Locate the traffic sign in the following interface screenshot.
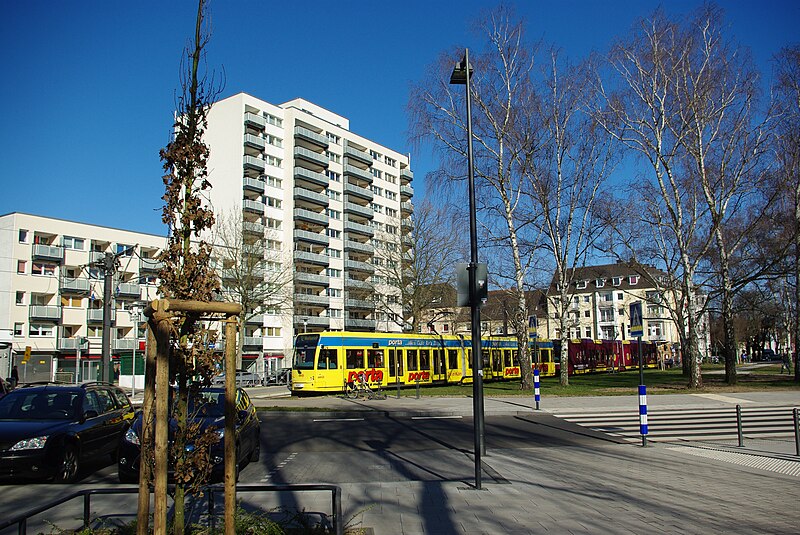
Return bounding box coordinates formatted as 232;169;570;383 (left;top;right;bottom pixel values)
22;346;31;363
630;302;643;338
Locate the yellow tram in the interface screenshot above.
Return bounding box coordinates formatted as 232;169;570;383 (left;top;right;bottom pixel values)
290;331;556;395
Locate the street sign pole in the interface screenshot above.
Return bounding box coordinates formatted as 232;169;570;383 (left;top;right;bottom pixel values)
630;301;647;447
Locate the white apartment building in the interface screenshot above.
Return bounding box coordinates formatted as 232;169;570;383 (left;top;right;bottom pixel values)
0;212;166;384
202;93;414;364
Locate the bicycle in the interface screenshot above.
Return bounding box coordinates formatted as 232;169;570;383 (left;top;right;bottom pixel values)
344;377;386;400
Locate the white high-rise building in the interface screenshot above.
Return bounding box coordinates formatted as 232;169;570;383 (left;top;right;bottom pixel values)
202;93;414;369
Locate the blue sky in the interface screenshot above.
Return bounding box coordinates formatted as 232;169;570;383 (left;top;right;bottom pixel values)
1;1;797;236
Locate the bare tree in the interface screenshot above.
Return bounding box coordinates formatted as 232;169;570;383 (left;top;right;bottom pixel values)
773;45;800;382
525;50;618;387
213;208;292;368
409;6;540;389
373;199;464;332
593;9;717;388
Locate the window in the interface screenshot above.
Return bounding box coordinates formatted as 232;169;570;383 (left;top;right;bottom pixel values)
583;295;590;303
139;274;157;285
326;268;341;277
265;239;281;250
265;134;282;148
265;175;282;188
266;197;282;209
325;151;341;164
327;209;341;220
601;292;613;302
576;280;587;289
618;308;625;316
386;208;397;217
31;262;56;276
327;132;341;145
325;248;341;258
266;327;281;337
17;260;26;274
61;295;83;307
612;277;622;286
265;113;282;127
385;173;397;184
326;189;341;201
600;308;614;322
13;323;23;336
87;326;102;337
325;288;342;297
16;291;24;305
617;292;624;300
385;225;397;235
369;150;381;160
629;275;639;285
385;191;397;201
370;168;382;179
601;326;614;339
648;322;664;339
384;156;397;167
595;279;605;288
326;170;341;182
63;236;85;250
584;310;590;318
370;185;383;196
326;228;341;238
263;155;280;167
266;218;282;229
585;327;592;338
18;229;28;243
29;323;55;337
328;308;342;318
370;203;382;214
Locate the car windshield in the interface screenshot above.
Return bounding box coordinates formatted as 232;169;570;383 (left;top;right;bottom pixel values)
188;391;225;418
0;390;80;420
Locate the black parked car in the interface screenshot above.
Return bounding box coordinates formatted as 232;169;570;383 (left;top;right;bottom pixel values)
117;387;260;483
0;382;134;482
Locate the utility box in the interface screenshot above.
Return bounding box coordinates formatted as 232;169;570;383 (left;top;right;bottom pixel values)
456;262;488;307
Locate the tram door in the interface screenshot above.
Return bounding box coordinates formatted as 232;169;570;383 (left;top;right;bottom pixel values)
388;349;404;383
316;348;339;390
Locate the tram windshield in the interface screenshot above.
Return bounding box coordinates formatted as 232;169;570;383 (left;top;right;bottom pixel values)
293;334;320;370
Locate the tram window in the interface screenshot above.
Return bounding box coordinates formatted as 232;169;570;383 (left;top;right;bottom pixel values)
419;350;430;371
407;350;418;371
492;350;502;372
389;350;396;377
294;346;315;370
318;349;337;369
433;350;444;374
511;350;518;367
346;349;365;369
503;350;512;368
467;349;472;368
368;349;384;368
448;349;458;369
482;349;491;368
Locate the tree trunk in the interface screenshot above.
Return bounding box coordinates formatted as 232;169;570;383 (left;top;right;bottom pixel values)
136;322;158;535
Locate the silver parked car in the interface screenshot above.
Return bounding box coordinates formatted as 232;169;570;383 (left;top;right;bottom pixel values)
211;370;261;387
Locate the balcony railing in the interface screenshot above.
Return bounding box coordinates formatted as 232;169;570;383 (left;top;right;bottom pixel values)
116;282;141;298
400;184;414;198
294;208;329;226
243;336;263;348
243;155;266;172
87;309;116;323
61;278;90;293
401;201;413;213
345;318;376;329
243;221;265;235
246;314;264;325
344;278;372;290
29;305;61;321
294;250;330;266
243;176;266;193
294;187;329;207
113;339;139;351
343;144;373;166
140;257;163;272
243;134;266;150
32;244;63;262
345;259;375;273
344;202;374;219
294;316;331;328
294;293;331;307
294;167;329;188
294;126;329;149
294;272;330;286
244;112;266;129
345;298;375;310
343;182;373;202
344;221;374;238
59;338;88;352
243;199;265;214
400;167;414;182
343;240;374;255
294;229;329;246
343;164;373;183
294;146;329;168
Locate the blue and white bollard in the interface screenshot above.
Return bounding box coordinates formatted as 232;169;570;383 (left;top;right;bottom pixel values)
638;384;648;446
534;368;541;410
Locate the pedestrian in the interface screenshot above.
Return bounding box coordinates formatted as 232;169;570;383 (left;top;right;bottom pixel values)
10;365;19;389
780;353;791;374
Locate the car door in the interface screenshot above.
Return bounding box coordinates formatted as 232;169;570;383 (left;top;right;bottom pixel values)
77;390;107;459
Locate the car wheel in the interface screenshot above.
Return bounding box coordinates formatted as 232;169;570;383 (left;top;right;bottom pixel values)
55;445;80;483
249;438;260;463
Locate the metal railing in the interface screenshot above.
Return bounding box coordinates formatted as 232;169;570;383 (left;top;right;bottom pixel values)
0;484;343;535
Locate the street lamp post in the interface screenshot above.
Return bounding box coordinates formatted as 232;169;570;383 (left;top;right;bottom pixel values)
450;48;486;490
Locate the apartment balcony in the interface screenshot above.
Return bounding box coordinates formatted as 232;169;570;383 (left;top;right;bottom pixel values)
90;251;106;263
344;220;374;238
294;229;329;247
243;199;265;214
401;201;413;214
294;147;329;169
345;318;376;330
294;208;329;226
244;133;266;150
343;164;373;183
345;298;375;310
113;338;139;351
243;221;265;236
243;336;263;348
61;277;90;293
294;167;329;188
345;259;375;274
243;176;266;194
294;250;330;267
343;144;373;166
294;293;331;307
29;305;61;321
87;309;116;323
294;272;330;287
343;240;374;255
243;155;266;172
116;282;141;298
244;112;266;129
400;167;414;183
140;257;164;272
344;278;372;290
400;184;414;199
59;338;88;352
294;187;329;208
32;244;63;262
401;220;413;232
343;202;374;220
344;182;373;202
294;126;329;149
294;316;331;329
246;314;264;325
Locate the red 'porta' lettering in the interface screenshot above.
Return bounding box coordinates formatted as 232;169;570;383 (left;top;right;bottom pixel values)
504;367;520;376
346;369;384;383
